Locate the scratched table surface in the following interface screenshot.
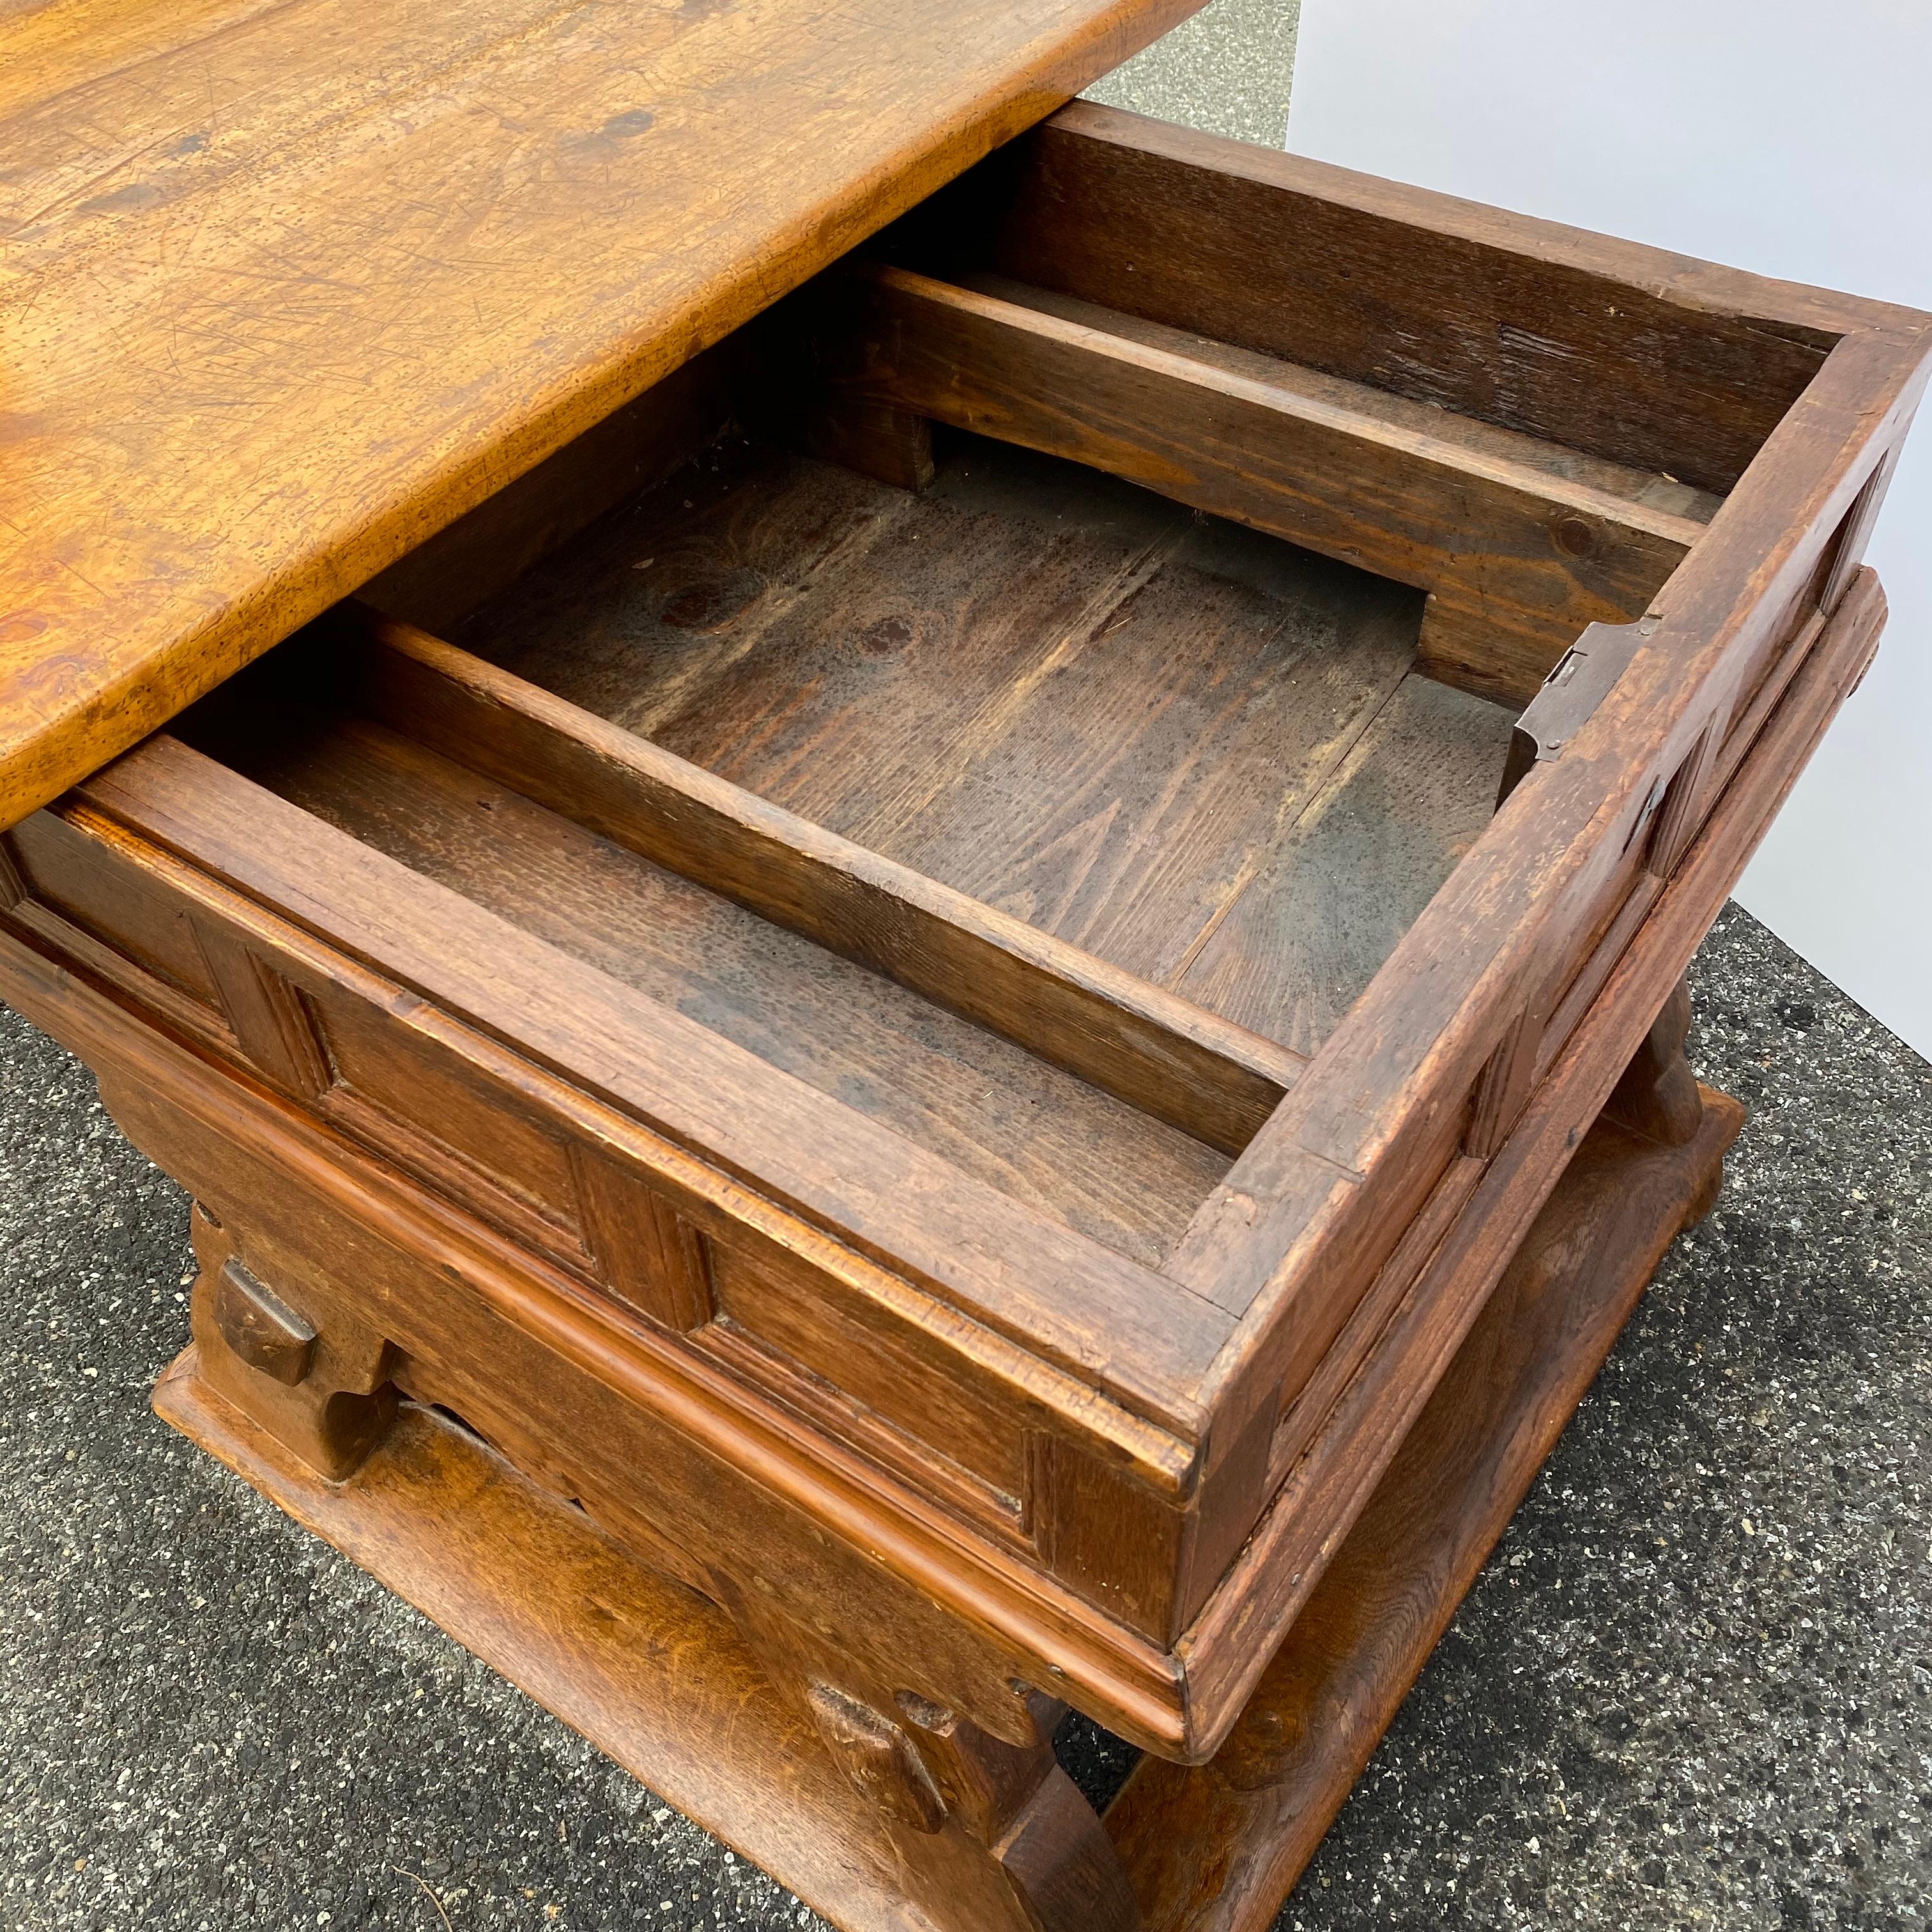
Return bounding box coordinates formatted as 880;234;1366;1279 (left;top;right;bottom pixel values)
0;0;1197;832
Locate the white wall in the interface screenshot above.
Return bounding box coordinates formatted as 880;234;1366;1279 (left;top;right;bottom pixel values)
1289;0;1932;1058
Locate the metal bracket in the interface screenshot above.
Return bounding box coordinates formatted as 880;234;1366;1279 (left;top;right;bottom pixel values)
1496;618;1652;805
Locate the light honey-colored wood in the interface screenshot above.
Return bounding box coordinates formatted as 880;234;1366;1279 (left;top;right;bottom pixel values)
0;0;1202;831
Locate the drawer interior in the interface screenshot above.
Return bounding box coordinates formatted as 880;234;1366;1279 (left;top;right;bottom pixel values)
453;431;1517;1059
191;106;1802;1275
193;412;1510;1268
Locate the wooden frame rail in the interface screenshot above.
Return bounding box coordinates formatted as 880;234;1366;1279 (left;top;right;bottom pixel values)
1167;318;1931;1473
899;103;1849;493
820;263;1713;705
1174;560;1889;1754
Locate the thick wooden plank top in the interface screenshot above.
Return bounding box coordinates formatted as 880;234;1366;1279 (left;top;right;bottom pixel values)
0;0;1197;831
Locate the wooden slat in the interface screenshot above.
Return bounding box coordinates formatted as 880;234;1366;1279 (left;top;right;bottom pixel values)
967;103;1864;493
831;264;1706;702
330;606;1305;1158
1174;569;1889;1757
208;705;1228;1269
962;273;1724;526
0;837;25;914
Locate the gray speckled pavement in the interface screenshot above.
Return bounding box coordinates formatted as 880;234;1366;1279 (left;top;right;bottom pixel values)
1083;0;1299;146
4;902;1928;1930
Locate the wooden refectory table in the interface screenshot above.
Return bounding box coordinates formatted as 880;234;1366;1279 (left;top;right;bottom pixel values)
2;4;1926;1927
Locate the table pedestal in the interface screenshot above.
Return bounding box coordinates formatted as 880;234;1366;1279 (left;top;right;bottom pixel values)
157;1084;1740;1932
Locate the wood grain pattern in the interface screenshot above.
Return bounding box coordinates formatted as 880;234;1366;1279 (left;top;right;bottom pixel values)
185;1202;395;1482
642;445;1192;834
150;1378;937;1932
79;735;1235;1434
1169;334;1926;1443
937;104;1877;488
0;0;1208;831
201;699;1230;1266
192;921;334;1102
571;1146;717;1334
1172;568;1892;1758
459;436;914;737
461;431;1508;1060
873;517;1424;993
1174;673;1517;1052
8;787;1214;1499
0;927;1202;1749
360;347;737;639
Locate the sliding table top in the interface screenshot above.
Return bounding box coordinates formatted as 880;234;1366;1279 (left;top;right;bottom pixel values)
0;0;1199;831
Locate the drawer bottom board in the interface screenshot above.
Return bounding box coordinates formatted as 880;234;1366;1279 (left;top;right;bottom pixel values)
154;1086;1741;1932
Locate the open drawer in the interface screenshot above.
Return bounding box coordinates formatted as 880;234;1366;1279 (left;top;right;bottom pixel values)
1;103;1919;1761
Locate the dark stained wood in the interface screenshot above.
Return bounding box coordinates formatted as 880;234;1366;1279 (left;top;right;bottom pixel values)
454;430;1506;1061
762;385;940;496
210;1256;319;1388
1603;976;1703;1147
935;103;1866;492
204;698;1231;1266
874;519;1424;993
6;786;1216;1508
361;347;737;638
186;1203;395;1482
7;809;227;1009
458;435;916;739
642;441;1195;833
1174;673;1517;1052
192;921;334;1103
1172;568;1892;1758
825;264;1706;700
703;1238;1034;1519
1167;335;1923;1446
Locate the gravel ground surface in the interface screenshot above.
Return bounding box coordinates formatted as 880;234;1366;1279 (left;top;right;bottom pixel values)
1083;0;1299;145
3;903;1927;1930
